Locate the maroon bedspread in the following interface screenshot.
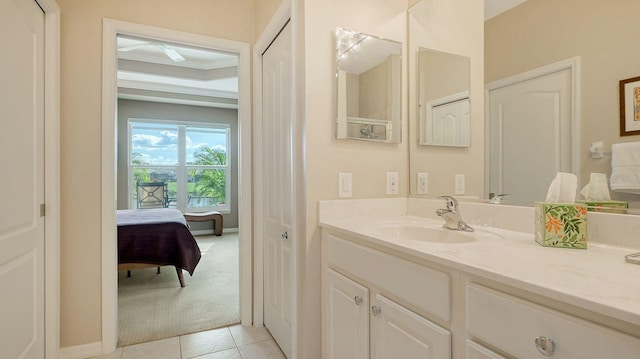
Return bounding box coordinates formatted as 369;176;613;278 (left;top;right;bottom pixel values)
117;209;201;275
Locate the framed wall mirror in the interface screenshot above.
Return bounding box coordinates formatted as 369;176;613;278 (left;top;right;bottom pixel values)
418;48;471;147
335;27;402;143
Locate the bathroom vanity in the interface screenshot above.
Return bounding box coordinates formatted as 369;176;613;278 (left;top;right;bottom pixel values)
319;199;640;359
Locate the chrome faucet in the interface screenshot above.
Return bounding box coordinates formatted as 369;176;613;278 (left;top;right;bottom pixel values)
489;193;508;204
436;196;474;232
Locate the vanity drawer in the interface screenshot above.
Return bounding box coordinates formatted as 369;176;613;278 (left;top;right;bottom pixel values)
327;234;450;322
466;283;640;358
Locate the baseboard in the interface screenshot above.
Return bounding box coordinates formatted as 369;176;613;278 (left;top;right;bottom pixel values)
59;341;102;359
191;227;239;236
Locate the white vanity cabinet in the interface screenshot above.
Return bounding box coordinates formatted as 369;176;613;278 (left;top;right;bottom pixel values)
323;233;452;359
321;225;640;359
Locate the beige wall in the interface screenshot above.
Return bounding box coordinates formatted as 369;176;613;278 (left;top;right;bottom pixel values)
359;58;391;120
485;0;640;204
58;0;254;347
301;0;408;356
420;50;469;103
408;0;485;197
254;0;284;40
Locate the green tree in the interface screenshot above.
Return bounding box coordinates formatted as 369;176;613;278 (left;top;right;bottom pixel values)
131;152;152;204
132;152;151;182
191;146;227;205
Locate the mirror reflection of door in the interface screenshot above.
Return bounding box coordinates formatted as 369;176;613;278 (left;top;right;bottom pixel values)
417;47;471;147
487;66;573;204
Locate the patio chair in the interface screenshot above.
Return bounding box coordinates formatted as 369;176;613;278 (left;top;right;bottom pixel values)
136;181;169;209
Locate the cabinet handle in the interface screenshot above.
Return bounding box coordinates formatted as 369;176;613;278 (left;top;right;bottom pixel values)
371;306;382;316
534;336;555;356
354;296;363;306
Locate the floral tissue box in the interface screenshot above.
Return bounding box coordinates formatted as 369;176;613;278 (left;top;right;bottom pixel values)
534;202;587;249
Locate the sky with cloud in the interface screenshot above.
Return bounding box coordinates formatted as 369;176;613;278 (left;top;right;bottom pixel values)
131;123;227;165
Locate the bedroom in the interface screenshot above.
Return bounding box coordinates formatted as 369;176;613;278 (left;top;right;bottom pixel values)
114;35;242;347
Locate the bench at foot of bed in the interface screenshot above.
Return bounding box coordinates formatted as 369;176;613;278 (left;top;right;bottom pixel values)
183;211;223;236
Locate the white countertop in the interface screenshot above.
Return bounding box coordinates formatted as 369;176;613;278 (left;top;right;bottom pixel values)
320;214;640;328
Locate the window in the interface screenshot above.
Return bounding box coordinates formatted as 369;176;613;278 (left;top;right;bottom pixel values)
128;119;231;212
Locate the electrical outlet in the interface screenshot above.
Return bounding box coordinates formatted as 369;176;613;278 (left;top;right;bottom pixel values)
387;172;399;195
338;173;352;197
417;172;429;194
455;174;465;195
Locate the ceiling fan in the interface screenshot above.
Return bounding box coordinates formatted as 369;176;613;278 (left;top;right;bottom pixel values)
117;42;186;63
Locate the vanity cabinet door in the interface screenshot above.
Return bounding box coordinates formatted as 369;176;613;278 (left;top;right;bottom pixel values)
371;294;451;359
326;269;369;359
466;340;506;359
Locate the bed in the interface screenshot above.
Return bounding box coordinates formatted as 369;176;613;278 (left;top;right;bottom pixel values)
117;208;201;287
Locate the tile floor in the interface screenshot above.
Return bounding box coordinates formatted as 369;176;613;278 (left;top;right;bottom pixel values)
91;325;286;359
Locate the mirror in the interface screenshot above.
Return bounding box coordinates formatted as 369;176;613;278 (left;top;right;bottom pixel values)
408;0;640;209
408;0;485;198
335;27;402;143
417;48;470;147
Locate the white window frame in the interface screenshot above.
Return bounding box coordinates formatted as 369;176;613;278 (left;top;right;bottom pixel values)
127;118;231;213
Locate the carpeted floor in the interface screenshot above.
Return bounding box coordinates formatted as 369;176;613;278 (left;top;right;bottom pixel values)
117;233;240;347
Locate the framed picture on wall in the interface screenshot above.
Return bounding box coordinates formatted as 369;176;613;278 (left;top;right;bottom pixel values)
620;76;640;136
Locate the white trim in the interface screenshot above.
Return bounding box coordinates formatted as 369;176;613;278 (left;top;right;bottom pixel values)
37;0;61;358
253;0;292;329
102;19;253;355
58;341;102;359
291;1;305;357
484;56;581;197
118;92;239;109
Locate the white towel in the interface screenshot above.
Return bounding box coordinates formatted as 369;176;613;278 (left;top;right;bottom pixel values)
610;142;640;193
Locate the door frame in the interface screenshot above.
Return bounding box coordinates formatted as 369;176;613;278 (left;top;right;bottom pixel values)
101;19;252;354
34;0;61;358
484;56;581;198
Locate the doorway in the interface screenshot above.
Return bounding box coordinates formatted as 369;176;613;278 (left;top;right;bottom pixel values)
101;20;252;353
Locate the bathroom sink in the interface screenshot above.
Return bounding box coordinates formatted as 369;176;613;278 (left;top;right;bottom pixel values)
375;224;499;244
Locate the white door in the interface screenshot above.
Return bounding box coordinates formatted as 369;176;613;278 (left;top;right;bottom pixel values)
326;269;369;359
262;21;293;358
371;295;451;359
0;0;45;358
487;68;572;203
429;98;470;147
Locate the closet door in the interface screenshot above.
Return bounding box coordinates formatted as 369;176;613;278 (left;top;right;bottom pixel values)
262;21;293;359
0;0;45;358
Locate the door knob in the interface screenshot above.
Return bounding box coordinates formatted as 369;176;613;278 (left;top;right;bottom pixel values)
534;336;555;356
371;306;382;316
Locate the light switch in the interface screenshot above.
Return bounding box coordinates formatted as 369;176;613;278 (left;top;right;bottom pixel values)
455;174;465;195
338;173;352;197
417;172;429;194
387;172;399;195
